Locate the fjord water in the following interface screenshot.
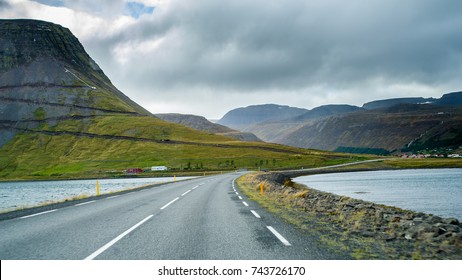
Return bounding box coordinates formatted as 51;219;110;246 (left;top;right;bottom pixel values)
0;177;194;212
293;169;462;220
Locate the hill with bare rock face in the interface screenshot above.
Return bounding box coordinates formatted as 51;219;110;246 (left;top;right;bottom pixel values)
0;19;150;147
0;19;356;180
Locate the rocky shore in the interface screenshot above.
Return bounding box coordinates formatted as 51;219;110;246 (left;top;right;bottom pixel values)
238;172;461;259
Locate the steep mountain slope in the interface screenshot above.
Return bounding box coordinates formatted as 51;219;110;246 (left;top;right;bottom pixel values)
0;19;359;180
0;19;150;116
280;104;462;153
155;113;261;142
0;19;150;147
217;104;308;130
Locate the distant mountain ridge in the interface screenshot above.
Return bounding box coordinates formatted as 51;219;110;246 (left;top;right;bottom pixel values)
217;104;309;130
155;113;261;142
217;91;462;154
362;91;462;110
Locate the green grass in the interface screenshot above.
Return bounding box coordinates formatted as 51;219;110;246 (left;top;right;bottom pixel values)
0;115;365;180
383;158;462;168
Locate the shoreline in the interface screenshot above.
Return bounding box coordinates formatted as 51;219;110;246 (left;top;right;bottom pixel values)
0;177;198;220
292;167;462;220
236;170;462;259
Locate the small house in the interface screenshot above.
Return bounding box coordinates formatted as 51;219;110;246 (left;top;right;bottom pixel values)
151;166;168;171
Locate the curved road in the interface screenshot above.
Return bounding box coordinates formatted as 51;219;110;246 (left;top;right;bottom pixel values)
0;173;344;259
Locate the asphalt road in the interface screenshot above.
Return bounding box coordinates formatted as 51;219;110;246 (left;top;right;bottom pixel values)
0;173;344;259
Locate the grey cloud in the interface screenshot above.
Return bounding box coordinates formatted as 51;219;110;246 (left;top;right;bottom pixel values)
100;1;461;89
32;0;126;17
76;0;462;117
0;0;11;8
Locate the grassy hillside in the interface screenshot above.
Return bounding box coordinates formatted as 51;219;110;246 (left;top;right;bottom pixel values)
0;19;368;181
0;115;367;180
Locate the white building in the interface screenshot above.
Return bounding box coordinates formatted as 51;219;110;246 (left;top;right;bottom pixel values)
151;166;168;171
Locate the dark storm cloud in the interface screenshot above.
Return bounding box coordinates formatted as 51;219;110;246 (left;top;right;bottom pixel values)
3;0;461;116
92;0;462;96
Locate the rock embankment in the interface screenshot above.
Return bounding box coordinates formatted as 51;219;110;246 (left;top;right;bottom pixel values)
241;172;461;259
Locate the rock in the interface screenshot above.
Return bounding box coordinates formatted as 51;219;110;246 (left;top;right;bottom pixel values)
415;222;434;234
444;225;460;233
429;216;443;224
361;231;375;237
443;218;460;225
438;227;448;235
404;233;414;240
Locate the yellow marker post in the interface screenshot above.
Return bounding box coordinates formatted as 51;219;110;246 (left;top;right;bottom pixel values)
96;180;101;196
259;182;264;196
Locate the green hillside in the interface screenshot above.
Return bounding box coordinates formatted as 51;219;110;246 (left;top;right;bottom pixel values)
0;19;367;180
0;114;365;180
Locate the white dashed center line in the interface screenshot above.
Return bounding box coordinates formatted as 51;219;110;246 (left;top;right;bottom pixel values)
181;190;191;196
238;196;243;200
242;201;249;207
267;226;291;246
160;197;180;210
250;210;261;218
84;214;154;260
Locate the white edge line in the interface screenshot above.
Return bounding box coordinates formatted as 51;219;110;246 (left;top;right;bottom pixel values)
238;196;243;200
75;201;95;207
181;190;191;196
267;226;291;246
235;192;239;195
84;215;154;260
242;201;249;207
105;195;120;200
20;209;57;219
251;210;261;218
160;197;180;210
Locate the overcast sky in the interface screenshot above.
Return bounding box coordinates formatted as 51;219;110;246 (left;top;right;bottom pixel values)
2;0;462;119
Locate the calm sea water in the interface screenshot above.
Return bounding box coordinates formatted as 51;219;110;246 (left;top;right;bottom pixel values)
0;177;195;212
293;169;462;220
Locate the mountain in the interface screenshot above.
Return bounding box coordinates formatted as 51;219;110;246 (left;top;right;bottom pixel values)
362;91;462;110
217;104;308;130
219;92;462;154
362;97;434;110
226;104;365;144
0;19;150;147
279;104;462;153
435;91;462;106
289;104;364;122
0;19;356;180
155;113;262;142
